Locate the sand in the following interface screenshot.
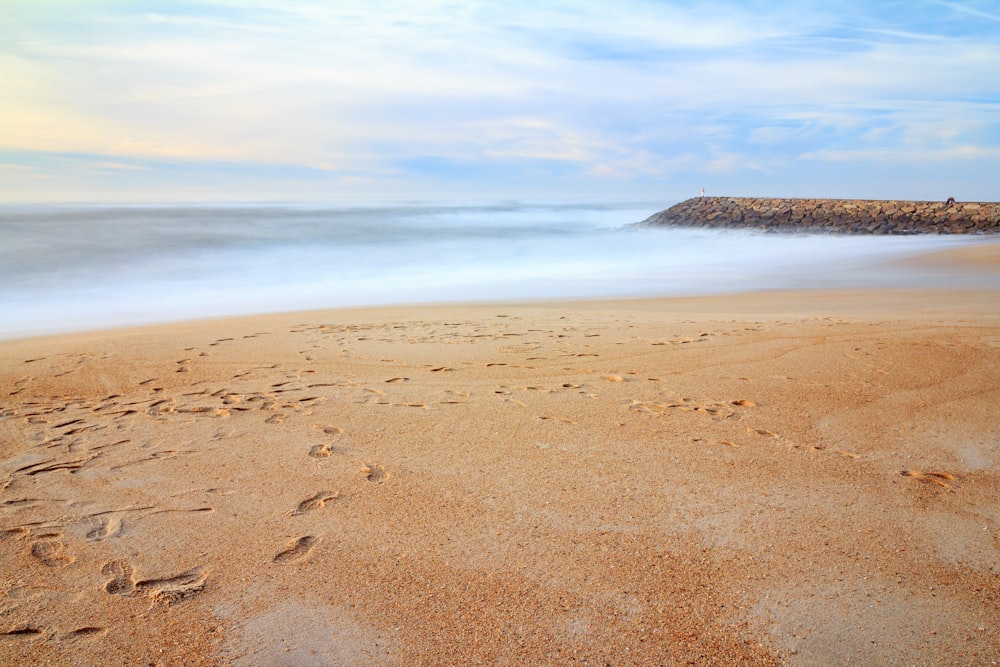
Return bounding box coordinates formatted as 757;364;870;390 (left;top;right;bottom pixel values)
2;283;1000;665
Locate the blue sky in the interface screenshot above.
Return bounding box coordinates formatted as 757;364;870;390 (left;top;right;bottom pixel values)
2;0;998;203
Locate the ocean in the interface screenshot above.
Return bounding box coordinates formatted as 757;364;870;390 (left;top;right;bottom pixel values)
1;202;993;339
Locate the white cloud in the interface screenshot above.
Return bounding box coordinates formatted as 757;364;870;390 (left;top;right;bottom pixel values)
1;0;998;200
800;145;1000;162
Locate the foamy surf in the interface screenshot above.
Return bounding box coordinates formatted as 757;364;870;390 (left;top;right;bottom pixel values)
0;202;991;338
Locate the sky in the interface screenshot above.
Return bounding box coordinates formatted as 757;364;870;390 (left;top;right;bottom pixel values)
2;0;999;204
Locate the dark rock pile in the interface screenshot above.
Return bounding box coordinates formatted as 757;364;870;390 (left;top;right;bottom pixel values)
639;197;1000;234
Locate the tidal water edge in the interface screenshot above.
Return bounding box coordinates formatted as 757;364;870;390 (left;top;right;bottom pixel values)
1;203;992;338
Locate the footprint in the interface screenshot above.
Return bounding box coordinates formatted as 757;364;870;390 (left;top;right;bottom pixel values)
265;414;286;425
362;463;388;484
84;515;122;541
102;559;207;604
309;443;334;458
539;415;576;424
900;470;955;489
273;535;319;564
135;568;208;605
1;626;44;638
289;491;340;516
31;538;75;567
65;626;107;641
1;527;30;541
832;450;860;459
145;506;214;517
102;559;136;595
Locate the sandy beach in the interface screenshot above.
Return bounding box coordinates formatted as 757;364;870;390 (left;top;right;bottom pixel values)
3;264;1000;664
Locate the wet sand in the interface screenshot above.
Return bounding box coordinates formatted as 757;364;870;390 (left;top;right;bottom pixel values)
2;283;999;665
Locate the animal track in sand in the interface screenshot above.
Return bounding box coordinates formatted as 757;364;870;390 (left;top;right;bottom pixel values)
273;535;320;563
900;470;955;489
289;491;340;516
31;537;75;567
362;463;389;483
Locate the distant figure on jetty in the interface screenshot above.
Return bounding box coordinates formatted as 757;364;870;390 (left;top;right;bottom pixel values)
701;187;705;197
946;196;956;205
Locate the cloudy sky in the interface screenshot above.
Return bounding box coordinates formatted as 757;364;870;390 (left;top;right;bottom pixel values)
2;0;999;203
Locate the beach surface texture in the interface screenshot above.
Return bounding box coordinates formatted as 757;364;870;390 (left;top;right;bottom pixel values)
2;248;1000;665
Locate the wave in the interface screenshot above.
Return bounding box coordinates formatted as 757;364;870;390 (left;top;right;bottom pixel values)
0;203;989;338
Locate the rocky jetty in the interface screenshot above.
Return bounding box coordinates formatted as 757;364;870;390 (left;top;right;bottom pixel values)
639;197;1000;234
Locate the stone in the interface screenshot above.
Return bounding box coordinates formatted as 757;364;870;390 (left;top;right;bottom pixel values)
639;197;1000;235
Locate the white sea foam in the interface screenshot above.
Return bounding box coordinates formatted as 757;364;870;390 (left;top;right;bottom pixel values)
0;203;992;338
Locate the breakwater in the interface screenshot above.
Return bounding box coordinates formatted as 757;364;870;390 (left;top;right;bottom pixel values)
639;197;1000;234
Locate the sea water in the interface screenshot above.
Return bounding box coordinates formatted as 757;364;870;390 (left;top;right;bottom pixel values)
0;202;993;339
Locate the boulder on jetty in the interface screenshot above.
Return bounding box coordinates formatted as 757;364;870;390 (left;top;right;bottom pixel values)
639;197;1000;234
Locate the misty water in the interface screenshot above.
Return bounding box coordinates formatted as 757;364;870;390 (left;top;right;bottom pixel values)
1;203;994;339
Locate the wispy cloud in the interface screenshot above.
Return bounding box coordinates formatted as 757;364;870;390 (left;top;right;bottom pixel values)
1;0;998;201
801;145;1000;162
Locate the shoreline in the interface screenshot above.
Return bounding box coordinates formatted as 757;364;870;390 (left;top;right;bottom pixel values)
4;235;1000;344
2;285;999;665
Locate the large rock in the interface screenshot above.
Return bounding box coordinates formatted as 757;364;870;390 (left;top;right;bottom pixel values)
638;197;1000;234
